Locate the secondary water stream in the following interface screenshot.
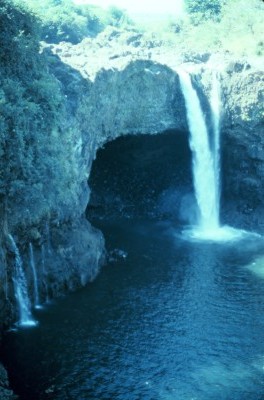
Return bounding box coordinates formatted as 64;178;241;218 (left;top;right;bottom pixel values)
29;243;41;309
2;219;264;399
8;235;37;327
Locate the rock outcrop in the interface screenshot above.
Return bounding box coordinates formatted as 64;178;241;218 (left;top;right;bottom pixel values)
49;28;264;228
0;363;17;400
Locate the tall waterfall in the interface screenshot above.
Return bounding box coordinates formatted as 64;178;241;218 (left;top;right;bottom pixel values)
29;243;41;309
177;69;256;242
210;72;221;222
178;69;219;233
8;235;37;327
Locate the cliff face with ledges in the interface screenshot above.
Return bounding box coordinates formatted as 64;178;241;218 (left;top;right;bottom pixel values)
0;27;263;334
50;30;263;226
0;22;263;400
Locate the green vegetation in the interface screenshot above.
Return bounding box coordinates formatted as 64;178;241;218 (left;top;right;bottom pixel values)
218;0;264;56
135;0;264;57
185;0;222;15
0;0;81;226
3;0;261;57
19;0;130;44
185;0;222;22
0;0;133;228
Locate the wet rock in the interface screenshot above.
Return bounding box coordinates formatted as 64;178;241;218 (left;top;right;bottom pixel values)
108;249;128;263
0;363;17;399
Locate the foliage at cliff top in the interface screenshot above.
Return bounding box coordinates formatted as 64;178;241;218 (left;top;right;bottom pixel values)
185;0;222;20
16;0;130;44
136;0;264;57
0;0;82;227
5;0;263;57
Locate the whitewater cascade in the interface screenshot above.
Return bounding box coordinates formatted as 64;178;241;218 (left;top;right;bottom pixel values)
8;234;37;327
210;72;221;221
178;69;220;234
177;69;257;242
29;243;41;309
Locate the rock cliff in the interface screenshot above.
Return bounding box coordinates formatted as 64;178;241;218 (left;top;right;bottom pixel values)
0;364;17;399
0;20;263;398
49;28;264;226
0;26;263;335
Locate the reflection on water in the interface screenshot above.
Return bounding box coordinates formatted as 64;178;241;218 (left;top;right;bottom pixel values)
246;255;264;279
2;219;264;400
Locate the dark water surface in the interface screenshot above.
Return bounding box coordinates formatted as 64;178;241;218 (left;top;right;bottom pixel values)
2;219;264;400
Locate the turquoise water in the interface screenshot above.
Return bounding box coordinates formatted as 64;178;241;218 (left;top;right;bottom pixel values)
2;219;264;399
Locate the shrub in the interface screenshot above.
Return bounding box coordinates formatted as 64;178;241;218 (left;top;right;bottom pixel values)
185;0;223;21
18;0;131;44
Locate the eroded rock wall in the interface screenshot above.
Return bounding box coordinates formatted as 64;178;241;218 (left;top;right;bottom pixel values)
0;28;263;333
0;52;105;331
220;62;264;228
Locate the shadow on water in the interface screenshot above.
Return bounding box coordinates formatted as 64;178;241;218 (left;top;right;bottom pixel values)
2;218;264;400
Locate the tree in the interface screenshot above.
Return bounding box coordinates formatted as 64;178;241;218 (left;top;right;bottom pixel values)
18;0;131;44
185;0;223;22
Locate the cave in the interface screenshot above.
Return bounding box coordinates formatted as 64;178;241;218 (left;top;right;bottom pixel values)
86;127;264;235
86;130;194;224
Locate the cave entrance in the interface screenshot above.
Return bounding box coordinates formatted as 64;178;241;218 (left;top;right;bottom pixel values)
86;130;194;224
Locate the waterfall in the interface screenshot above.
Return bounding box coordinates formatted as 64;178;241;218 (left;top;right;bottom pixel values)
178;69;219;233
29;243;41;309
177;68;258;242
45;222;52;255
8;234;37;327
3;259;9;301
41;243;49;303
210;71;221;222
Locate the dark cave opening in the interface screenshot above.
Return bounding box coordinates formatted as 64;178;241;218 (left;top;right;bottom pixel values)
86;130;195;224
86;129;264;233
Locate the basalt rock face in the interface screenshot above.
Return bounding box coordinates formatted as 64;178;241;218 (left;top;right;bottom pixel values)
0;51;105;332
84;61;187;143
0;28;263;334
50;30;264;229
220;62;264;229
